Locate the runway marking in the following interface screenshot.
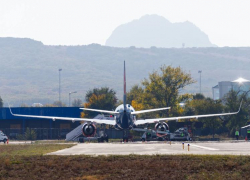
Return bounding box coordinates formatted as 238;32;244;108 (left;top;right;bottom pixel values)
190;144;219;151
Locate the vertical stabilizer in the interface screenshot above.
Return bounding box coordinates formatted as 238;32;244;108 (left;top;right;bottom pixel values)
123;61;126;110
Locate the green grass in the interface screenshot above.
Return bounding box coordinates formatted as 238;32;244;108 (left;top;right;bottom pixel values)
0;144;75;156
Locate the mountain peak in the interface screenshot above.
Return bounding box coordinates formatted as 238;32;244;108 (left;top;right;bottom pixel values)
105;15;216;48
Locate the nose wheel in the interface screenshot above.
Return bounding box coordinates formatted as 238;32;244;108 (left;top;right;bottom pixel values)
123;130;129;142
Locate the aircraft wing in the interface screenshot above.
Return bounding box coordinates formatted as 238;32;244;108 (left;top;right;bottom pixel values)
80;108;119;114
134;101;242;126
9;107;116;125
131;107;171;115
241;124;250;129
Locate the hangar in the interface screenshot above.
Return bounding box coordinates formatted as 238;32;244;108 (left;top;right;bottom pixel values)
0;107;81;139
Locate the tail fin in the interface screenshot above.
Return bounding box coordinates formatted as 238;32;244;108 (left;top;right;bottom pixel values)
123;61;126;110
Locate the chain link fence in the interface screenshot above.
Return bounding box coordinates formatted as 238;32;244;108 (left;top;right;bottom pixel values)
0;128;136;140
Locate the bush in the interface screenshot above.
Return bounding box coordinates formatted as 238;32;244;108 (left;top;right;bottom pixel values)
25;128;37;140
16;128;37;140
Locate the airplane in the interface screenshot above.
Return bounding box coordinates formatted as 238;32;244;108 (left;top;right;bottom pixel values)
9;61;242;141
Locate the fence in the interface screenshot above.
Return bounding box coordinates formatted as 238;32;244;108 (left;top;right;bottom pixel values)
1;128;138;140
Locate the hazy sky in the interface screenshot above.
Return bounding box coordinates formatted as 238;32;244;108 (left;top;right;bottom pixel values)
0;0;249;47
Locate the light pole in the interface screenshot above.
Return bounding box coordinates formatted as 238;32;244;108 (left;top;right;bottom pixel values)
69;91;77;107
59;68;62;102
198;70;202;94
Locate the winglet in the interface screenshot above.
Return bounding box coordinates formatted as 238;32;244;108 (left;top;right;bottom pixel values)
8;104;14;116
238;99;243;113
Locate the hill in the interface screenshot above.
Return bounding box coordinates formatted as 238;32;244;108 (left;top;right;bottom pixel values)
106;15;216;48
0;37;250;106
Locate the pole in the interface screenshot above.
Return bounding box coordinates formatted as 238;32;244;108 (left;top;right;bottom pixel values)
69;91;77;107
198;70;202;94
59;69;62;102
69;93;70;107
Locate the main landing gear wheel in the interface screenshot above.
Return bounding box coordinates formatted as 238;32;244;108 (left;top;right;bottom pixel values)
98;129;109;143
98;136;109;143
123;130;129;142
123;137;129;142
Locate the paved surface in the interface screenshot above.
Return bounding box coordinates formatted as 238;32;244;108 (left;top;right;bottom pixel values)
48;141;250;156
0;141;33;145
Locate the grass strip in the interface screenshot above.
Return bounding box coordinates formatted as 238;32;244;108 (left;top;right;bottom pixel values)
0;153;249;179
0;144;75;156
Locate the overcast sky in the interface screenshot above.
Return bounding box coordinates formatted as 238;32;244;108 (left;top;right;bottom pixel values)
0;0;249;47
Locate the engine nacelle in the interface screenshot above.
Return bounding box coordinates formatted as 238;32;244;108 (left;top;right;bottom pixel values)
82;123;96;137
155;122;169;136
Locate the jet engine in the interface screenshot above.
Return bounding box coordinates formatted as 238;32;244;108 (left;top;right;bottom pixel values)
82;123;96;137
155;122;169;137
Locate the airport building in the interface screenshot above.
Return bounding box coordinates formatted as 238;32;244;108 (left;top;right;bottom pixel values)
212;78;250;100
0;107;82;139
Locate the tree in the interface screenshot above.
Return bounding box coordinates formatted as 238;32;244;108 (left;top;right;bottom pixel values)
127;65;195;119
52;101;66;107
72;99;83;107
222;90;250;136
127;85;144;111
25;128;37;140
82;87;117;117
185;97;223;138
0;96;3;107
20;103;29;107
193;93;205;100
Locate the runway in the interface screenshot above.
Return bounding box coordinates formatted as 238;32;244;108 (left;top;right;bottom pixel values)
48;140;250;156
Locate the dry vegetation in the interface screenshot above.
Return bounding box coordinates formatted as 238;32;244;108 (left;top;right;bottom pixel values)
0;145;250;180
0;144;75;156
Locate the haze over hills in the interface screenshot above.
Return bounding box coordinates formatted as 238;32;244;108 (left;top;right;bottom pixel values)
106;15;216;48
0;37;250;106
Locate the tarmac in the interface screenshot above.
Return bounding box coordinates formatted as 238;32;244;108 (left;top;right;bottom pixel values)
47;140;250;156
0;141;33;145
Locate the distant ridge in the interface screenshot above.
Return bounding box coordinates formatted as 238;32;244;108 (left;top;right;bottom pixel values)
0;37;43;47
0;37;249;106
106;14;216;48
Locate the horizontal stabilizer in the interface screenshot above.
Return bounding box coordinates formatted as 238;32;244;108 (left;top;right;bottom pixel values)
80;108;119;114
131;107;170;115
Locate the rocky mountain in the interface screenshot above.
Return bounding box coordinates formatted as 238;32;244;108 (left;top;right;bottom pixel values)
106;15;216;48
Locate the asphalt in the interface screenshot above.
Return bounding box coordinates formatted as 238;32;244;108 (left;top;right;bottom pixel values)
47;140;250;156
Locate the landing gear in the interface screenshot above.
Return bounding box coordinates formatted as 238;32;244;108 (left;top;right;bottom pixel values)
98;128;109;143
97;135;109;143
157;137;164;141
123;130;129;142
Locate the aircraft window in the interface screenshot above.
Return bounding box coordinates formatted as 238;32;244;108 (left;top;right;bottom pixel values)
128;105;130;107
131;110;133;112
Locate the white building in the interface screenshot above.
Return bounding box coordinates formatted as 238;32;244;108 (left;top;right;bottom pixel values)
212;78;250;100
